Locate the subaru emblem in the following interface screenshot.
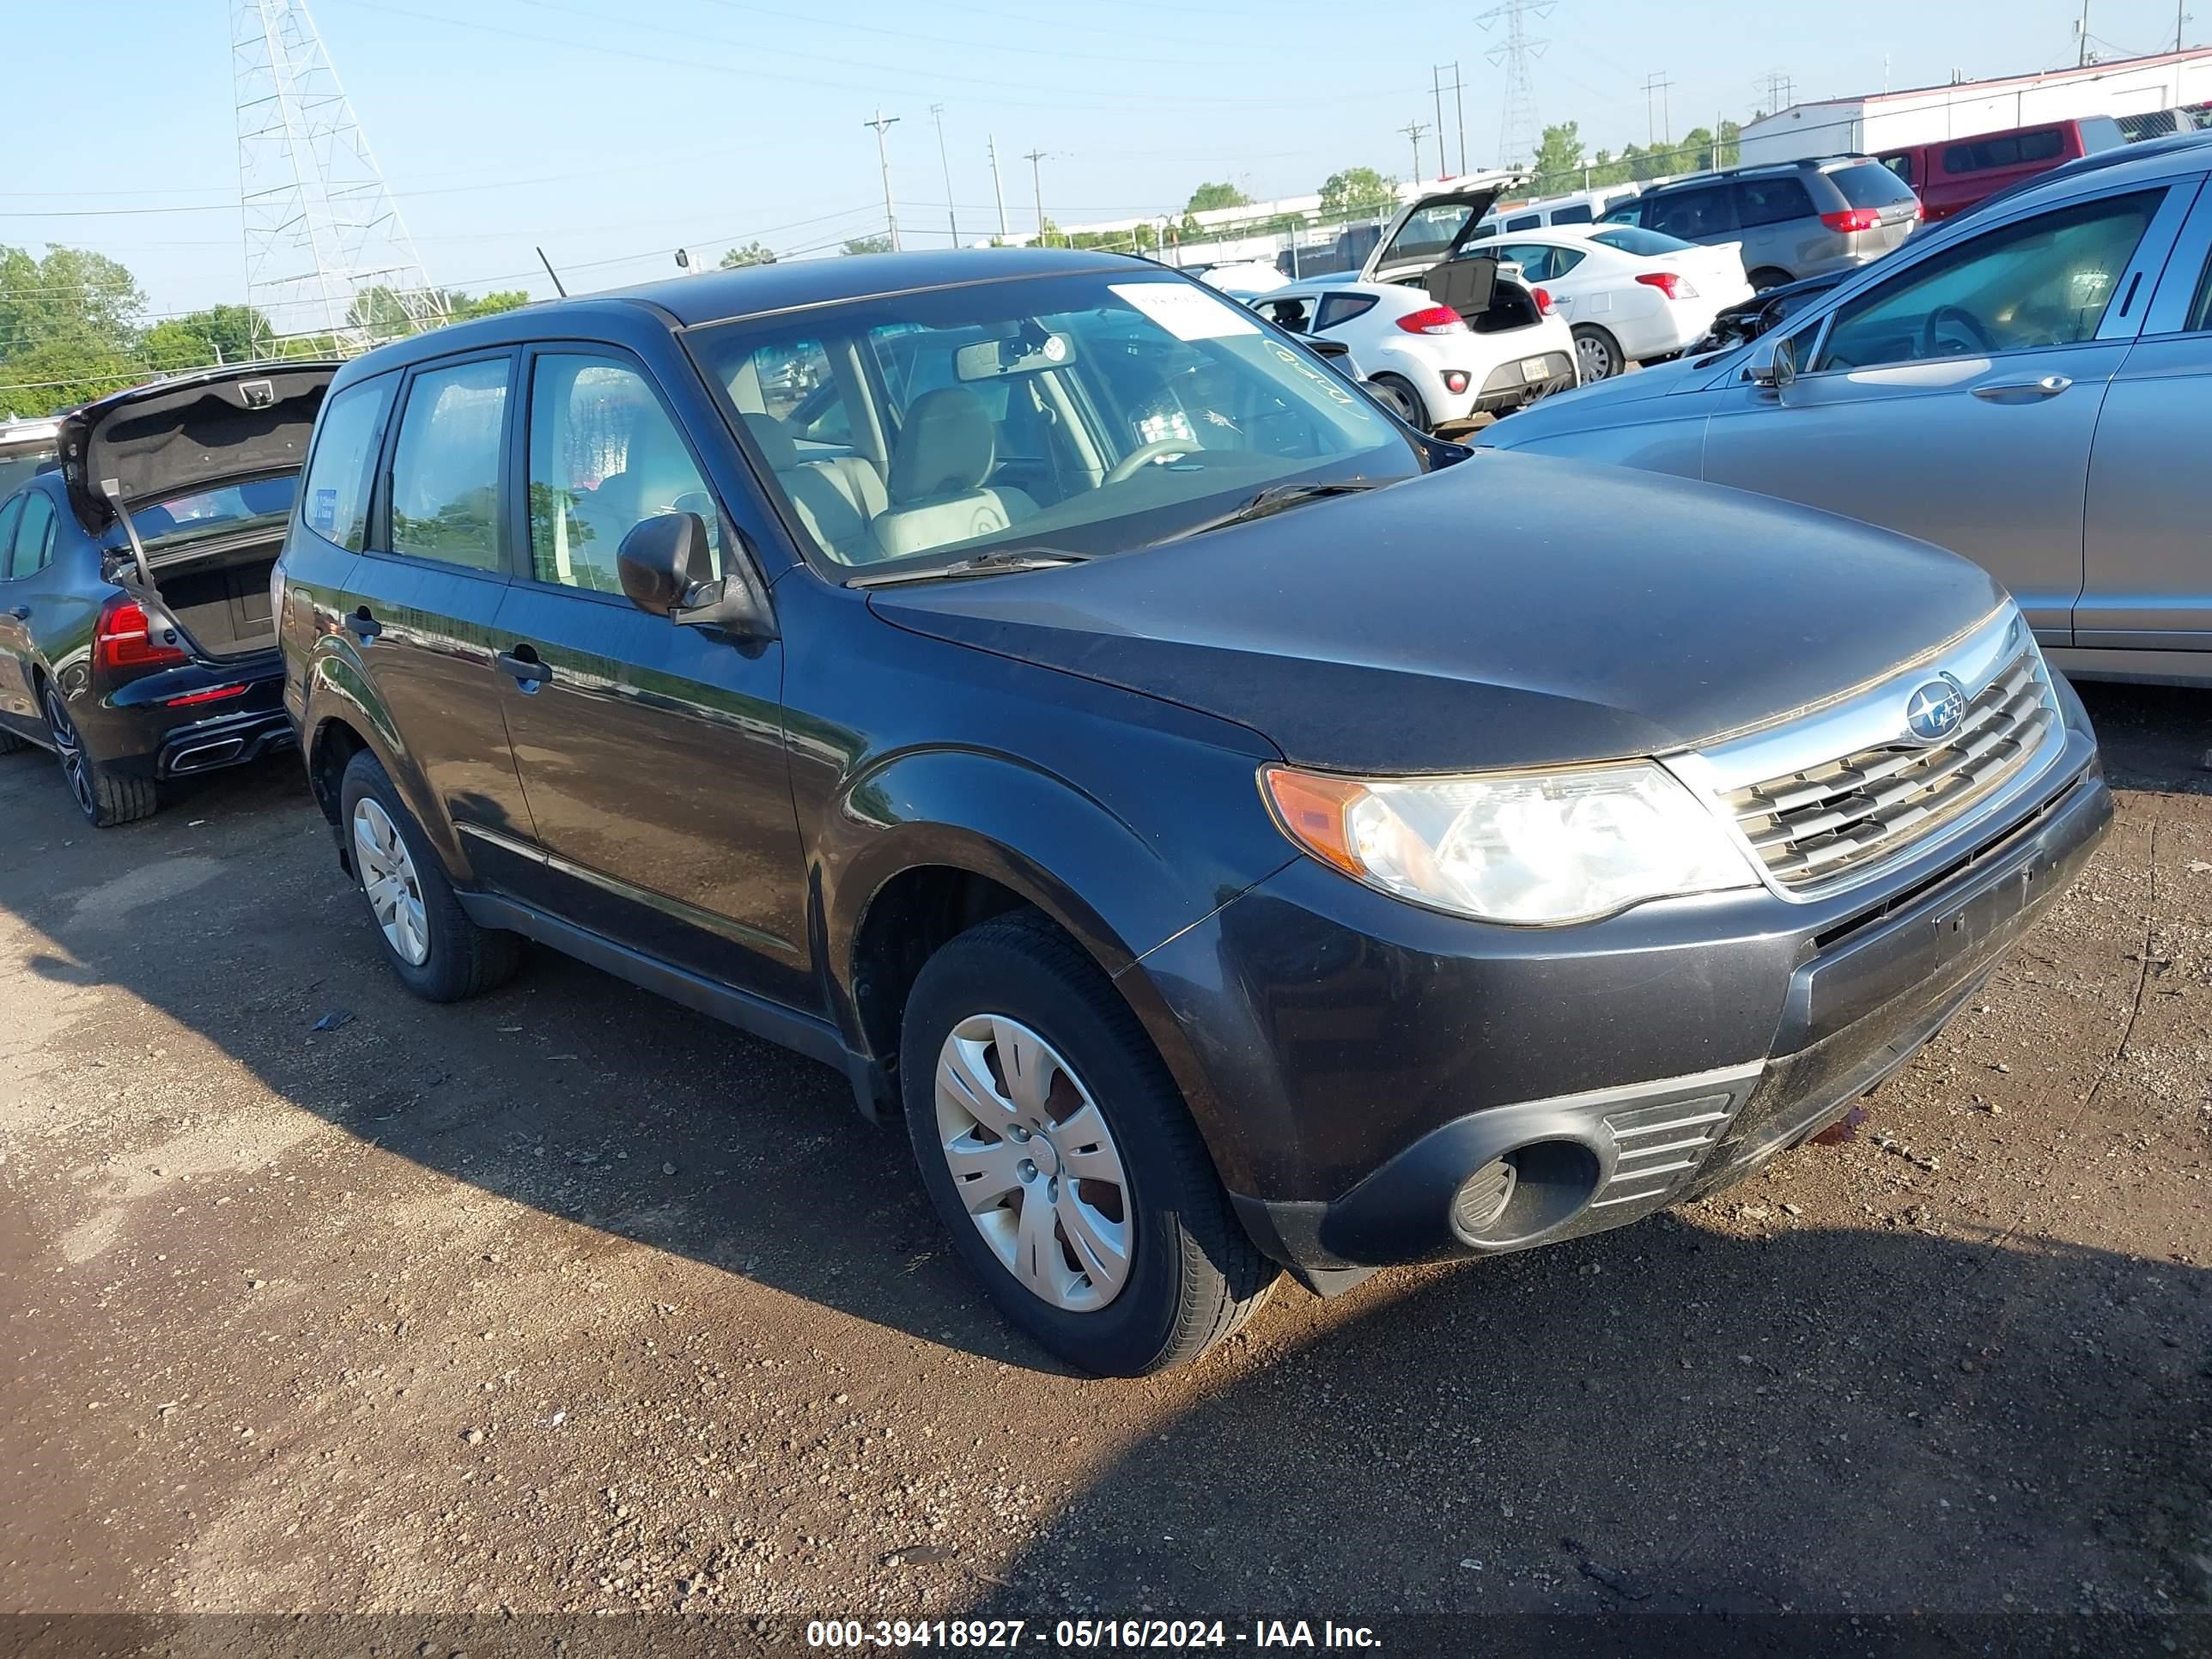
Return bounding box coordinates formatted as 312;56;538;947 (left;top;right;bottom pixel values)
1904;674;1967;744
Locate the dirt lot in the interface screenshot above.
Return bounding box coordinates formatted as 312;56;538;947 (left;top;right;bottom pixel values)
2;684;2209;1646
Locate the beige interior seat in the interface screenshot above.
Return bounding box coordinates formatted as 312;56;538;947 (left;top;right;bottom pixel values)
868;387;1036;562
742;414;886;565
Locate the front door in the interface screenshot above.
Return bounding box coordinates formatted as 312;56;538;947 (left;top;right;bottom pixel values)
351;351;538;887
1703;182;2194;644
2078;195;2212;653
490;348;811;1009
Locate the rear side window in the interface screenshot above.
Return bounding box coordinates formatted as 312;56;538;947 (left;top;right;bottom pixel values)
1828;161;1921;209
2189;253;2212;332
1314;293;1378;331
1504;213;1542;232
387;359;509;569
299;374;394;554
0;497;22;577
1735;176;1815;228
1551;204;1594;225
1945;130;2063;175
9;491;56;579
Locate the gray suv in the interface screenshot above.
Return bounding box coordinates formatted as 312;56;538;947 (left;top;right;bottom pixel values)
1603;156;1922;289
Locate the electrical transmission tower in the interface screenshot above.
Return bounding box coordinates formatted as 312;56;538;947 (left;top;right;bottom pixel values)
1476;0;1553;169
231;0;446;356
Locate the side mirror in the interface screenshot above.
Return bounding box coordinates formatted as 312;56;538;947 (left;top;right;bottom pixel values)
617;511;775;640
1747;332;1797;392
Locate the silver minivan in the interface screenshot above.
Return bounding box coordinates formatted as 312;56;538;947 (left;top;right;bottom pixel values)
1480;131;2212;687
1602;157;1921;290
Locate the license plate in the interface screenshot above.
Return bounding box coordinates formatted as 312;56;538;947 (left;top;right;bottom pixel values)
1522;356;1551;381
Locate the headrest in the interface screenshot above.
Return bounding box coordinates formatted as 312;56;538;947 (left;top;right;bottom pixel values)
622;426;708;518
743;411;799;472
890;387;994;502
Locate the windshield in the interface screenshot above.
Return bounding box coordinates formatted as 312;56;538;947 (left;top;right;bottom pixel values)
1589;225;1697;258
688;269;1420;575
134;477;299;547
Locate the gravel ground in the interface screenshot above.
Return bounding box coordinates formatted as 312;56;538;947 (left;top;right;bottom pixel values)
1;683;2208;1644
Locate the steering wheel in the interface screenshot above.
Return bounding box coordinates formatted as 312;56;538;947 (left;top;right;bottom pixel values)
1922;304;1997;358
1103;439;1201;484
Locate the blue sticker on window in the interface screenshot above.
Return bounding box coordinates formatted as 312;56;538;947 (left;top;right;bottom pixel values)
313;487;337;532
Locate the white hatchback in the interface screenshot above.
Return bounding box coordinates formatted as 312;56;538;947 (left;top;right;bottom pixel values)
1250;276;1577;431
1462;223;1755;381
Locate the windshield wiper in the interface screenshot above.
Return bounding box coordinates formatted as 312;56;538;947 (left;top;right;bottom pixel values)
1160;477;1389;544
847;546;1095;588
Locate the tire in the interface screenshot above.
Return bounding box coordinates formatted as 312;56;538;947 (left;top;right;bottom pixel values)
1367;373;1428;431
338;748;521;1002
1571;324;1622;382
1747;266;1793;294
900;912;1277;1376
0;726;26;755
42;682;155;828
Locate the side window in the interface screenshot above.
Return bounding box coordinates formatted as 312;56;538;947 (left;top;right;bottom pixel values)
1735;176;1815;228
1647;186;1735;240
1600;199;1643;227
0;497;22;579
1255;297;1311;332
1313;293;1378;331
1814;190;2164;372
9;491;56;579
387;358;509;569
527;354;720;593
1504;213;1542;232
298;374;392;553
2189;252;2212;333
1552;204;1594;226
1881;154;1917;187
1549;246;1589;276
1498;244;1555;281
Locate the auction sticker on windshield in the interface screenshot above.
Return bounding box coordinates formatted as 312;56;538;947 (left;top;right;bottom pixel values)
1110;283;1260;342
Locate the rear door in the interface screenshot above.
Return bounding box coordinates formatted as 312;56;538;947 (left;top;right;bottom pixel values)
2078;181;2212;653
1703;179;2196;642
1726;175;1813;278
489;345;811;1007
350;351;538;887
0;493;33;726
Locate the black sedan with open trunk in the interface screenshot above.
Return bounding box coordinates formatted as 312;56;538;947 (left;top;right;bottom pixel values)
0;362;332;825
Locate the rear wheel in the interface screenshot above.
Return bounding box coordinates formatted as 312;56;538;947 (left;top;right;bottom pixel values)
1747;266;1793;293
1571;324;1622;382
1367;373;1427;431
0;726;25;755
339;748;521;1002
900;913;1276;1376
42;683;155;828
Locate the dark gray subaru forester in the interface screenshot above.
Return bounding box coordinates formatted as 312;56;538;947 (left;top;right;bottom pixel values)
276;249;2111;1376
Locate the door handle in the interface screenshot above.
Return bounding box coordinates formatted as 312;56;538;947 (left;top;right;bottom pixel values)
348;606;382;641
494;647;553;687
5;605;27;622
1972;374;2071;403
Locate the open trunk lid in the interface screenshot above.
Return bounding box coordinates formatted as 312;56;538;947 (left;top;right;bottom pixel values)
57;362;336;535
1359;171;1526;287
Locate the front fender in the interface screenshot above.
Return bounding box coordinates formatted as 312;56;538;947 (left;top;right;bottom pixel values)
302;644;476;882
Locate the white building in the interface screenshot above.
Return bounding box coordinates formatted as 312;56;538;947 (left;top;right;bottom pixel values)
1739;48;2212;165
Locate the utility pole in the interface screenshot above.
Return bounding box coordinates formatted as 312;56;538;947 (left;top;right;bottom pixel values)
1644;70;1674;149
987;134;1009;240
1024;149;1049;246
2077;0;2091;64
863;109;901;251
1451;60;1468;173
1431;66;1447;179
1401;119;1431;183
930;105;958;247
2178;0;2190;51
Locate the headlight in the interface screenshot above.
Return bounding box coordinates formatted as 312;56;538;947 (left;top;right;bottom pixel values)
1262;761;1758;926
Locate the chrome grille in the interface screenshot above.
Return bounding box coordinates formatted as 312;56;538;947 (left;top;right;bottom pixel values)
1724;641;2057;890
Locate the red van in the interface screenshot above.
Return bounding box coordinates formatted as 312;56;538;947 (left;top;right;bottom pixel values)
1878;116;2126;222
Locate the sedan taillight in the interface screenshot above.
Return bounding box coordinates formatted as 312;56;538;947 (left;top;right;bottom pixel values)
1634;271;1699;301
94;596;189;676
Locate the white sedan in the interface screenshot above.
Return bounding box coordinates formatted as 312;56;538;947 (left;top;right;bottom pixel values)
1249;275;1577;432
1461;223;1754;381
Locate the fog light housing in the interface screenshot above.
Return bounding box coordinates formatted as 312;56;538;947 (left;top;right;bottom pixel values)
1452;1158;1517;1233
1443;370;1471;395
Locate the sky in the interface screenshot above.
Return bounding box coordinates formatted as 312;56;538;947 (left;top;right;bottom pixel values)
2;0;2201;323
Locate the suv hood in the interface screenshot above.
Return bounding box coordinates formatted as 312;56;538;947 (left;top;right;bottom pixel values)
869;454;2007;775
58;363;336;532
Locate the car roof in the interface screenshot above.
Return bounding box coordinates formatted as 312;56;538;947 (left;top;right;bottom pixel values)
1646;155;1876;191
1953;128;2212;222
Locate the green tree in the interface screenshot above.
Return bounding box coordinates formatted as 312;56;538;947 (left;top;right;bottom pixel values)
842;234;894;256
1316;166;1398;220
143;304;271;371
1529;122;1585;189
718;241;777;269
447;289;530;321
0;245;149;414
1183;181;1251;216
1712;118;1741;170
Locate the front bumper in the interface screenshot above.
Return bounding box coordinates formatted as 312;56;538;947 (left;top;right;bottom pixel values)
1134;716;2110;1285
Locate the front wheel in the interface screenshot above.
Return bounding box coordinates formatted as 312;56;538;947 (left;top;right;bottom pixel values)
900;913;1276;1376
1572;324;1622;382
1747;266;1794;294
